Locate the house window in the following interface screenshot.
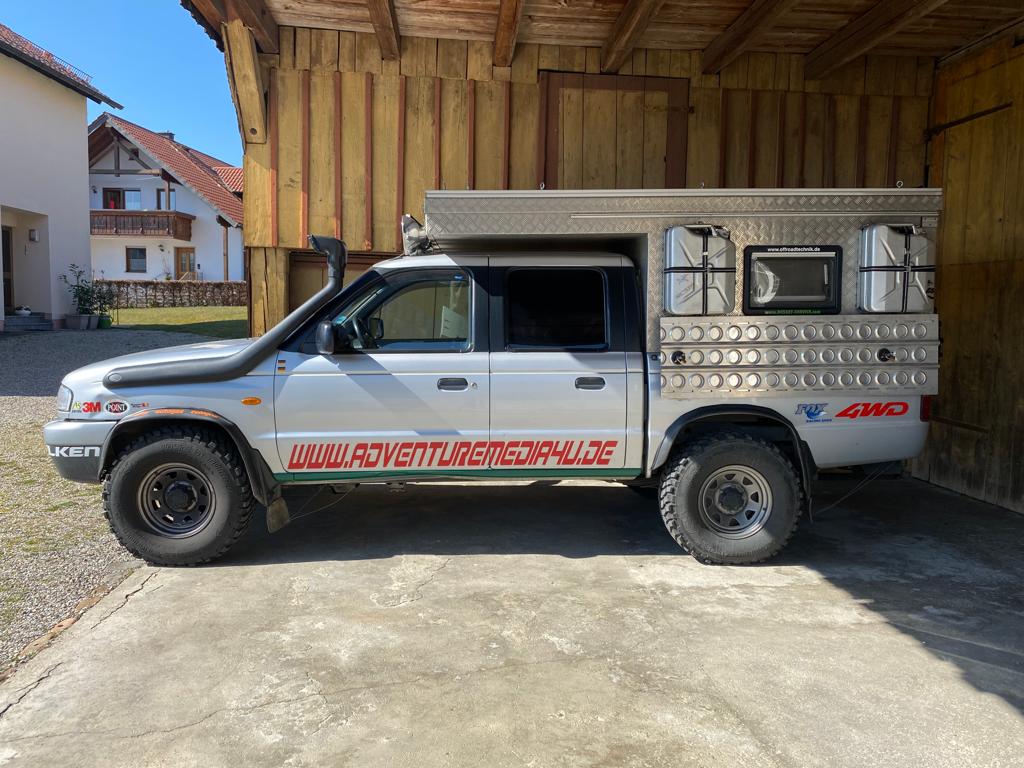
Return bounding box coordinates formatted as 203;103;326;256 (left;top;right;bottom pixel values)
156;189;176;210
102;189;142;210
126;247;147;273
102;189;123;209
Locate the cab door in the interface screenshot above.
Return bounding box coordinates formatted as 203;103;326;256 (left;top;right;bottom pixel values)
487;256;635;474
273;261;489;479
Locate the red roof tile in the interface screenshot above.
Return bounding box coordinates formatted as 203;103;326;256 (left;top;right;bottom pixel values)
0;23;119;107
92;114;243;226
213;166;244;194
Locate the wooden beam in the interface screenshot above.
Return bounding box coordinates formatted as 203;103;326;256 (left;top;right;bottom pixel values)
223;19;268;143
225;0;278;54
805;0;952;80
702;0;802;74
114;136;153;169
367;0;400;61
600;0;667;74
493;0;525;68
190;0;226;30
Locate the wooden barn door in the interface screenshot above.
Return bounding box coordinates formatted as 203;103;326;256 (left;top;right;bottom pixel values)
543;74;688;190
910;44;1024;513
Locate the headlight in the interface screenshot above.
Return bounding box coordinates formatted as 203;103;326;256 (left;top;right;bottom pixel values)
56;384;73;413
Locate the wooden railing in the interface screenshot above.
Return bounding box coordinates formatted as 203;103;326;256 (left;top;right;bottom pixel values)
90;210;195;241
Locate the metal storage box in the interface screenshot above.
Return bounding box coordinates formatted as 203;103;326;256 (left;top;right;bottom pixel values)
664;225;735;315
859;224;935;313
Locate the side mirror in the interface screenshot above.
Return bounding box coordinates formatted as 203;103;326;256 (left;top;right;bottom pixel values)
315;320;335;356
366;317;384;341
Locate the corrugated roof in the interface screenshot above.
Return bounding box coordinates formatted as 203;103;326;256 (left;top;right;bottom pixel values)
90;113;243;226
0;23;120;107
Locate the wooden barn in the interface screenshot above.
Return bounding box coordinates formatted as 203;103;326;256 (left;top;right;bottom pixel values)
181;0;1024;513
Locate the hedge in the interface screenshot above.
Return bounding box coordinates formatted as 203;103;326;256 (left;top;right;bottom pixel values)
97;279;248;308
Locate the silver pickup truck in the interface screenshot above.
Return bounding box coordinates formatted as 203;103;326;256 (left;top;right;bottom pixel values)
44;189;941;566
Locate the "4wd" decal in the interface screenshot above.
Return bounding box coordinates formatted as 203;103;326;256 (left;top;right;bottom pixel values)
836;402;909;419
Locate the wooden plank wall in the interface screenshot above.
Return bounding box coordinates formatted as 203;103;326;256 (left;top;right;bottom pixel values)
909;38;1024;513
244;27;934;332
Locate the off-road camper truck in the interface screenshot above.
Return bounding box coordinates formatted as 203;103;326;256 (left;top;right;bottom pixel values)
45;188;941;565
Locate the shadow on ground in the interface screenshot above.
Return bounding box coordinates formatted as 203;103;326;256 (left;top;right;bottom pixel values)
221;476;1024;715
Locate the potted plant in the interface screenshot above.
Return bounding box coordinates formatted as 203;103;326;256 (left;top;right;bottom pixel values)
13;305;32;317
60;264;97;330
94;283;114;329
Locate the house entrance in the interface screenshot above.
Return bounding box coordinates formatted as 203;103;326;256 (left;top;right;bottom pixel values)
175;247;196;279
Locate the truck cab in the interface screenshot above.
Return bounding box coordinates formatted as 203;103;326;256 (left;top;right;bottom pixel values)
275;252;644;481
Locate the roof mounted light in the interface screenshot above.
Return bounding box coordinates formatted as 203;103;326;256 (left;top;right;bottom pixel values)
401;214;431;255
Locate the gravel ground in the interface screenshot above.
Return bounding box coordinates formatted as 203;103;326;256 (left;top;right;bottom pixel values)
0;328;215;669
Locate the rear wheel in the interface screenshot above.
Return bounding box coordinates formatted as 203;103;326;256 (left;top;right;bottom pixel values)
103;426;254;566
658;433;801;564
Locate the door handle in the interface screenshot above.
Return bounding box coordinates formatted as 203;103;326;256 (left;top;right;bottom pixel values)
437;377;470;391
575;376;606;391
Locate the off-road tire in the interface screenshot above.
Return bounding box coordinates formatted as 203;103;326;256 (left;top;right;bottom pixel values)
102;426;254;566
658;432;802;564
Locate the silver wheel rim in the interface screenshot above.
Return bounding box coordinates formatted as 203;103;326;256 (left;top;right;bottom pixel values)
136;463;216;538
698;464;773;539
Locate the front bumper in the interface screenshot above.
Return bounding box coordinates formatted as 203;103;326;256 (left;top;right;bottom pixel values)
44;419;116;483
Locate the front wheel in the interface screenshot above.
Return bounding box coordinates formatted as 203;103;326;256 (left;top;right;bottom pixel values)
658;433;802;564
103;426;254;566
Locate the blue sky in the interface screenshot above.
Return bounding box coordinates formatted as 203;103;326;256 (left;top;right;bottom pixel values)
4;1;242;165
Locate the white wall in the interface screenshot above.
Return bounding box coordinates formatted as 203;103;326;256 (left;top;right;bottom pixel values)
89;146;244;281
0;54;91;321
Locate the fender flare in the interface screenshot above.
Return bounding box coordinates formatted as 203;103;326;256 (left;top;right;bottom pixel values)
100;407;278;506
652;404;814;504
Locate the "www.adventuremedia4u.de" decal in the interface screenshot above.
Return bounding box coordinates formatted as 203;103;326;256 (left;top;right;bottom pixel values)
286;439;619;471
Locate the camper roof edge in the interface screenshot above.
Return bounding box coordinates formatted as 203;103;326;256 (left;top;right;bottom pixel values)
425;187;944;200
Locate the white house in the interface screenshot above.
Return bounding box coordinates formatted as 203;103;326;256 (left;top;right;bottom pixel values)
87;114;243;282
0;23;119;331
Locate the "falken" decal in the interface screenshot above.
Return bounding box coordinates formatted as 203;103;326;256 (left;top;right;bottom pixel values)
47;445;100;458
287;439;618;471
835;402;909;419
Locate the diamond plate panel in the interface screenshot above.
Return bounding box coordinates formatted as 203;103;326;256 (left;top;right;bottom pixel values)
658;315;939;397
423;189;943;351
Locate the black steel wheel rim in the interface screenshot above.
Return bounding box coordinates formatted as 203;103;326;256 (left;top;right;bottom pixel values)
136;463;216;537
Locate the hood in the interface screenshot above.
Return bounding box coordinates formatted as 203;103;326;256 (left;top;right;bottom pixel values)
64;338;256;387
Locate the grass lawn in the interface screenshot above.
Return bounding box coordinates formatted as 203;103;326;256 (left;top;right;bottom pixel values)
112;306;248;338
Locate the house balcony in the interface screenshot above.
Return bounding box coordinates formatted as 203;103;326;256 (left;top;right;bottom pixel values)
90;210;195;241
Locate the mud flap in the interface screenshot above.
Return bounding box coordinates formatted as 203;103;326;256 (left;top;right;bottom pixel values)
266;493;291;533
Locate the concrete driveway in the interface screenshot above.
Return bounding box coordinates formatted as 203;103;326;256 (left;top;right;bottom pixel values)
0;477;1021;767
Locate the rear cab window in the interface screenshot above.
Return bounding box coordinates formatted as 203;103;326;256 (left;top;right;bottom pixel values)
504;268;608;351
